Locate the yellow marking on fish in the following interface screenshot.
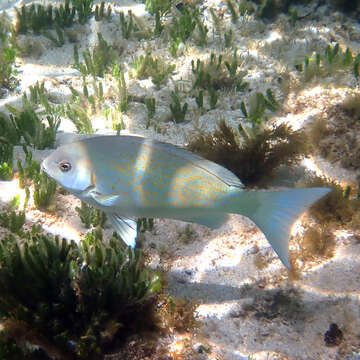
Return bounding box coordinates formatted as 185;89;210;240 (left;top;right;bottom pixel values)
91;172;96;187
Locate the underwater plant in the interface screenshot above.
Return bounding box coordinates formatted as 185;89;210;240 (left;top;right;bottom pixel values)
73;33;116;78
191;50;248;91
0;162;13;181
145;97;156;129
0;210;25;235
0;231;161;359
72;0;93;24
299;174;360;226
119;10;138;40
17;151;41;189
145;0;171;35
5;97;60;150
168;6;197;56
187;119;307;186
240;89;280;128
131;51;175;88
33;171;57;210
43;24;65;47
224;29;233;48
75;201;107;229
113;66;130;113
0;115;15;179
170;87;188;123
54;0;76;28
295;43;360;82
94;1;112;22
15;3;54;35
0;15;18;92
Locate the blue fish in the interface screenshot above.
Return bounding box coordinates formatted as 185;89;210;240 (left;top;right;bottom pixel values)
41;135;330;268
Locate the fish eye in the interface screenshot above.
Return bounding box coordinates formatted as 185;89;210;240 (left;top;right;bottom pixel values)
59;161;72;172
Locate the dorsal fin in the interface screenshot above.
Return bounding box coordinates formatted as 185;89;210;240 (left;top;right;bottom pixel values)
144;138;244;188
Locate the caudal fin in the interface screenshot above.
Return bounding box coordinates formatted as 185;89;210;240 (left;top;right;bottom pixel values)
226;188;331;268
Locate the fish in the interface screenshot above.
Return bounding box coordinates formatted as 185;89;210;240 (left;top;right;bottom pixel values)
41;135;331;268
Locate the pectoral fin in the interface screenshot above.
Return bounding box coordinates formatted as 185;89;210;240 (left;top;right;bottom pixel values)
107;213;137;247
90;192;122;207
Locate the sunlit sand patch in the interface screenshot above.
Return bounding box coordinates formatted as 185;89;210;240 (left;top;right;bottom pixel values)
0;178;26;207
41;222;83;242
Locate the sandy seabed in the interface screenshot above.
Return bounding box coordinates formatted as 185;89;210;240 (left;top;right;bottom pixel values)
0;0;360;359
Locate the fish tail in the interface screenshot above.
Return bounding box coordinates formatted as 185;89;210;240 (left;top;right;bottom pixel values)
225;188;331;268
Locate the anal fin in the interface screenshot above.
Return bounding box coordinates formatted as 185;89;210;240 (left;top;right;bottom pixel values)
107;213;137;247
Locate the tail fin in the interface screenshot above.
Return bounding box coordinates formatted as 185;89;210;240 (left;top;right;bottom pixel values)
226;188;331;268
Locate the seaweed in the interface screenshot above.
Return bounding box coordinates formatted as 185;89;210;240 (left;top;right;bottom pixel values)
119;10;138;40
224;29;233;48
145;98;156;129
295;43;359;82
170;87;188;123
0;210;25;235
168;6;198;55
0;18;18;92
0;130;14;180
94;1;112;22
33;171;57;211
75;201;107;229
240;89;280;127
0;162;13;181
193;11;208;47
43;24;65;47
131;51;175;88
6;98;59;150
145;0;171;35
54;0;76;28
72;0;93;24
73;33;115;78
17;151;41;189
298;174;359;226
187;119;307;186
191;50;248;91
115;67;130;113
0;231;162;359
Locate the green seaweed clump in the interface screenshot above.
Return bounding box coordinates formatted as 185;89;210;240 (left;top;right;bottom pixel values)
187;119;307;186
73;33;116;78
75;201;107;229
33;171;57;210
191;50;248;91
170;87;188;123
131;51;175;88
0;210;25;235
6;99;60;150
0;231;161;360
0;13;18;93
